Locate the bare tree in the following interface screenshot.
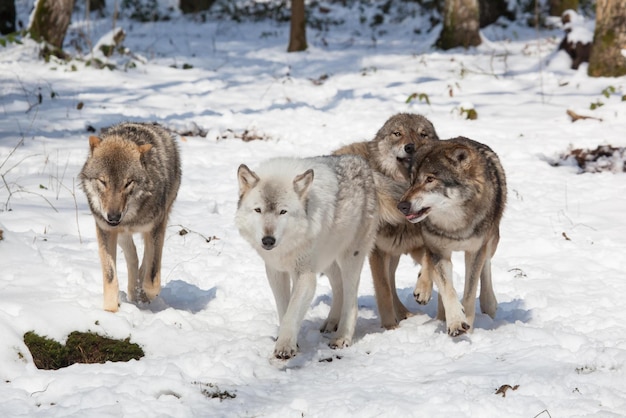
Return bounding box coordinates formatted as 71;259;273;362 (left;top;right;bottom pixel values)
588;0;626;77
437;0;481;50
287;0;307;52
29;0;75;49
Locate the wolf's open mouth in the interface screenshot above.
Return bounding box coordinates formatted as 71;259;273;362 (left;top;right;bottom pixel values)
396;156;411;166
406;207;430;222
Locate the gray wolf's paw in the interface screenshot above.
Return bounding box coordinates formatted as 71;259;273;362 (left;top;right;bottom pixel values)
329;337;351;349
447;321;471;337
381;319;399;330
414;281;432;305
320;318;339;334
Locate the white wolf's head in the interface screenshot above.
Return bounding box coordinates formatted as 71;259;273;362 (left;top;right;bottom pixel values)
235;164;313;253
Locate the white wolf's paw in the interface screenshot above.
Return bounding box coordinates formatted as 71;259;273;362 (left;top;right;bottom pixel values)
329;337;352;350
447;320;471;337
414;280;432;305
320;318;339;334
273;340;298;360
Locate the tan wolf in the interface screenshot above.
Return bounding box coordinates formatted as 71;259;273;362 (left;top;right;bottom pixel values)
333;113;439;329
235;155;378;359
397;136;507;336
80;122;181;312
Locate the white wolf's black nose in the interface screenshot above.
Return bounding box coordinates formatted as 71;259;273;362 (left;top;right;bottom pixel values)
404;143;416;155
261;236;276;249
397;201;411;215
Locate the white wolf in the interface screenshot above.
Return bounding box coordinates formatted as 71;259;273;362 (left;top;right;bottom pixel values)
235;155;378;359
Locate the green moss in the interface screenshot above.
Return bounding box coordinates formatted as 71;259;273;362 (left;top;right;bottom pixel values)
24;331;144;370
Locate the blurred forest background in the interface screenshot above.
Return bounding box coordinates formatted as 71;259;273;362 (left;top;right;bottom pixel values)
0;0;624;77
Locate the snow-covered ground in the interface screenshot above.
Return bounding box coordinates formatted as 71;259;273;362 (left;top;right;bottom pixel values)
1;2;625;417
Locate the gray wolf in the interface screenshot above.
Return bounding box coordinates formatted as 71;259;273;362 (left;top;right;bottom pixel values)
397;136;507;336
235;155;378;359
80;122;181;312
333;113;439;329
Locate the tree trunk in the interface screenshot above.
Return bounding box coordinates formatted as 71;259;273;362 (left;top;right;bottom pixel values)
437;0;481;50
588;0;626;77
478;0;513;28
0;0;16;34
287;0;307;52
29;0;75;49
549;0;579;16
180;0;215;14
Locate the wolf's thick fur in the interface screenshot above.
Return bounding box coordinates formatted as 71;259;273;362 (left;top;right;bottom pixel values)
397;136;507;336
333;113;439;329
235;155;378;359
80;122;181;312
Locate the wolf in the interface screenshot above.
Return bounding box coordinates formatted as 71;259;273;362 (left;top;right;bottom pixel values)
79;122;181;312
235;155;378;359
397;136;507;336
333;113;439;329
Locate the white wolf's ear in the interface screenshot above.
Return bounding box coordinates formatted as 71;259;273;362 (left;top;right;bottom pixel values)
293;169;314;199
238;164;259;195
449;145;472;168
88;136;102;152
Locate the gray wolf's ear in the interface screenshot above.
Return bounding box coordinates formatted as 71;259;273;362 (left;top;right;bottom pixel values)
138;144;153;154
238;164;259;195
293;169;314;199
449;145;472;168
88;136;102;152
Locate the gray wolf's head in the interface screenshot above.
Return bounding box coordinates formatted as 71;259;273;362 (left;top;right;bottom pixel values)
80;135;152;228
397;140;476;225
236;163;312;252
373;113;439;182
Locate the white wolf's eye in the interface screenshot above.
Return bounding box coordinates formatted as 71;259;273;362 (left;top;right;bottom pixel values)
254;208;261;213
425;175;435;183
125;180;134;189
279;210;287;215
97;178;107;187
393;131;401;137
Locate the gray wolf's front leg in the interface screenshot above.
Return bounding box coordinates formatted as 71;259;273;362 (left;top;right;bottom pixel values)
96;225;119;312
426;250;469;336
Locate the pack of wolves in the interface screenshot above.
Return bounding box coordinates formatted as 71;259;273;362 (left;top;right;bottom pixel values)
80;114;506;360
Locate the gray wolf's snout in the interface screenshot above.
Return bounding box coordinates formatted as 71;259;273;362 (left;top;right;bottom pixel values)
397;201;411;215
404;143;415;155
106;212;122;226
261;235;276;249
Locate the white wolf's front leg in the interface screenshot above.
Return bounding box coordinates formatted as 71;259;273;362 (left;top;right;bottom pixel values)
274;271;316;359
331;252;366;349
265;266;290;323
321;262;342;334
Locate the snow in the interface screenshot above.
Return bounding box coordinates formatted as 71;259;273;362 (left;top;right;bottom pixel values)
1;2;626;417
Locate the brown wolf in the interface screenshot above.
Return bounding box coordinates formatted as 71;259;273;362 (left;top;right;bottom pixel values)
333;113;439;329
397;136;507;336
79;122;181;312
